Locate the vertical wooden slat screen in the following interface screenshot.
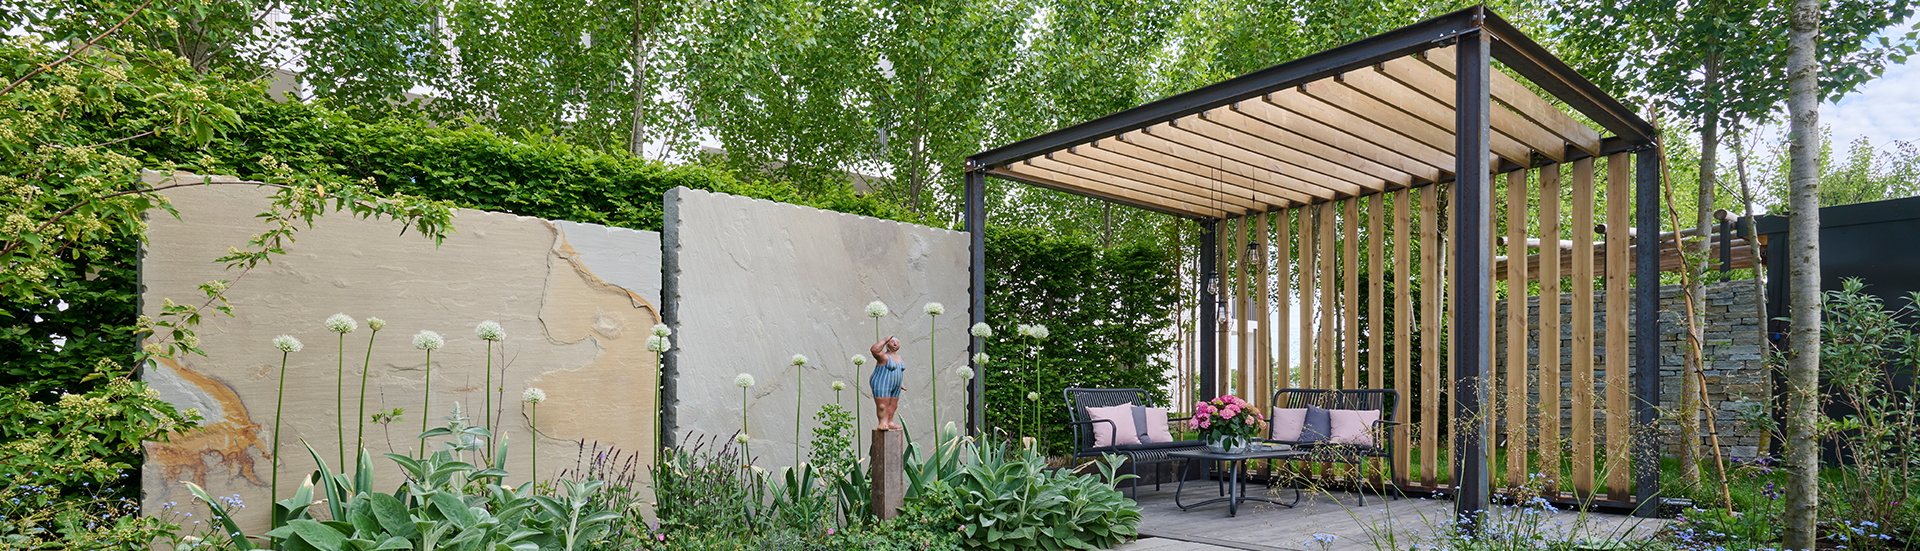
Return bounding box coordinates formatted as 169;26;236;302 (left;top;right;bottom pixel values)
1393;190;1413;487
1367;194;1386;487
1538;165;1563;493
1278;210;1293;391
1445;184;1457;486
1571;157;1597;497
1319;202;1337;389
1218;218;1231;399
1344;199;1361;390
1604;153;1632;501
1257;213;1273;412
1236;215;1251;398
1301;206;1318;392
1504;169;1530;488
1419;184;1441;486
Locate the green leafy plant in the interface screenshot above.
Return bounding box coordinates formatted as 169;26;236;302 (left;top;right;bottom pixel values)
945;438;1140;550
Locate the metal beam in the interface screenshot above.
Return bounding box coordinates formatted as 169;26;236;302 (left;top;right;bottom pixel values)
1452;25;1493;527
971;8;1480;168
1481;10;1657;145
1633;148;1664;515
1200;220;1219;400
966;169;988;436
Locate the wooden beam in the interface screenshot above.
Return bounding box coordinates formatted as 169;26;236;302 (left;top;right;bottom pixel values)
1218;219;1232;399
1375;55;1572;162
1276;209;1293;396
1237;215;1251;398
1257;212;1274;410
1603;152;1631;502
1569;157;1596;497
1344;198;1362;390
1015;157;1234;216
990;165;1226;219
1335;68;1534;167
1059;145;1295;210
1368;193;1387;489
1300;205;1319;392
1419;183;1441;487
1320;201;1338;389
1091;135;1309;209
1258;90;1454;178
1422;47;1604;156
1504;169;1530;489
1392;189;1413;488
1166;118;1374;197
1537;163;1563;494
1125;127;1344;203
1202;106;1419;189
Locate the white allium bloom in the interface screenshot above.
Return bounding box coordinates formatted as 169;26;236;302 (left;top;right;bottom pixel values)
791;354;808;366
521;387;546;404
734;433;750;444
366;317;385;331
972;352;989;365
970;322;993;337
1026;391;1039;402
1030;324;1050;340
325;313;357;334
852;355;866;366
647;335;671;353
651;324;672;337
272;335;303;353
923;302;944;315
412;330;444;351
475;320;505;342
832;381;847;391
735;373;756;387
955;367;974;380
865;300;889;318
1015;324;1033;338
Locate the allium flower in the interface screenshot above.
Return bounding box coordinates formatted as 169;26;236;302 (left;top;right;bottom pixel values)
1030;324;1050;340
1026;391;1039;402
325;313;357;334
956;367;974;380
791;354;808;366
924;302;945;315
866;301;889;318
735;433;750;444
412;331;443;351
475;320;505;342
647;335;671;353
832;381;847;391
652;324;672;337
1015;324;1033;338
972;352;989;365
970;322;993;337
735;373;756;387
366;317;385;331
852;355;866;366
272;335;303;353
522;387;546;404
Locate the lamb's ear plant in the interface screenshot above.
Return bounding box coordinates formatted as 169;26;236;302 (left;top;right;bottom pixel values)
325;313;357;468
356;317;384;455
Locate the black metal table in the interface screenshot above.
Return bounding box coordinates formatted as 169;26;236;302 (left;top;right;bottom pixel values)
1169;446;1308;517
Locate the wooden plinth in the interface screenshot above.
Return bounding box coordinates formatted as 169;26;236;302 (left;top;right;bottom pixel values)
870;428;905;519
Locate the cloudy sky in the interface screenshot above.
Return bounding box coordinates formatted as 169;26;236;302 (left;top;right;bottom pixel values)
1821;57;1920;146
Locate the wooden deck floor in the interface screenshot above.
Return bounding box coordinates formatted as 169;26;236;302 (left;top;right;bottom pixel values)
1117;482;1669;551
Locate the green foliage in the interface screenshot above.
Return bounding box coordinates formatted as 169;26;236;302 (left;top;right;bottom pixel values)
944;439;1139;551
1811;279;1920;535
982;227;1180;455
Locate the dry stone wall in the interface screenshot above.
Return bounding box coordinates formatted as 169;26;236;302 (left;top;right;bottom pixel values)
139;172;660;534
661;187;970;469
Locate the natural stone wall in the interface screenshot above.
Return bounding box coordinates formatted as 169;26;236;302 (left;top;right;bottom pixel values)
662;187;970;470
139;172;660;533
1493;279;1767;459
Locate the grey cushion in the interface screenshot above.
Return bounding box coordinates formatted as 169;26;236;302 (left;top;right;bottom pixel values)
1130;405;1154;443
1301;405;1333;443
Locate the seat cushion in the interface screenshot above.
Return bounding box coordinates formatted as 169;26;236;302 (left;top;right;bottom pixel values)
1270;407;1307;441
1085;403;1140;448
1142;407;1176;443
1301;405;1333;443
1327;409;1382;447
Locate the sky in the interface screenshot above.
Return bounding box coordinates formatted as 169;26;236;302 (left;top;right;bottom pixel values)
1822;56;1920;146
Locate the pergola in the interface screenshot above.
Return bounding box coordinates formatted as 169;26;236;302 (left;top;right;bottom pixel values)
960;5;1665;518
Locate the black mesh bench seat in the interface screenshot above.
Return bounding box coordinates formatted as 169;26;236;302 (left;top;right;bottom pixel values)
1268;388;1402;506
1063;387;1206;498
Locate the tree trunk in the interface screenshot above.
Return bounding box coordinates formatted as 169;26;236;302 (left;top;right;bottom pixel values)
1783;0;1824;546
629;0;649;159
1678;54;1722;488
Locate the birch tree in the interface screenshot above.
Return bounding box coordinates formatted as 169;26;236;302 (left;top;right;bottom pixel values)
1782;0;1823;544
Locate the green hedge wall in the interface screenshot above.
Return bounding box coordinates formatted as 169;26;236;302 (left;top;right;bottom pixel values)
980;227;1182;456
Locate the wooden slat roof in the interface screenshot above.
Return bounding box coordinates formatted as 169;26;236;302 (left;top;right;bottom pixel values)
970;6;1656;220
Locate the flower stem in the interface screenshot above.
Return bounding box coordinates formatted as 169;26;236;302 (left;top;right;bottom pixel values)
420;349;432;458
930;315;939;440
484;341;494;452
742;386;751;466
337;334;347;469
795;363;802;464
272;351;289;504
529;403;538;482
355;329;378;463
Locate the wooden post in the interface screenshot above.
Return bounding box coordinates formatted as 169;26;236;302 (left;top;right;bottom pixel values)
871;429;906;519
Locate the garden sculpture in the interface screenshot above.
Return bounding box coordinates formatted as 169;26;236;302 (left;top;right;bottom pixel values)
869;336;904;430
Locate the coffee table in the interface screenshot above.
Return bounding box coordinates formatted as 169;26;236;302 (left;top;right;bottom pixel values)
1169;446;1308;517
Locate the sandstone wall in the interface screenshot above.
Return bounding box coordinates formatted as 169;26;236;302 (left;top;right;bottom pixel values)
661;187;971;469
139;172;659;533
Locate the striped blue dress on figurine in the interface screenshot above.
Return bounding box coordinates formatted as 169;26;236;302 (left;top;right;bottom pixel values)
870;356;904;398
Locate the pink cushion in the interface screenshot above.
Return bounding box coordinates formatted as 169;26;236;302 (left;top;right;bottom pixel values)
1270;408;1307;441
1143;407;1175;443
1086;404;1140;448
1327;409;1382;447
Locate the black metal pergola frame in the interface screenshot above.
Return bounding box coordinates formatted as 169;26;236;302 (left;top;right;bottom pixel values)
958;5;1664;519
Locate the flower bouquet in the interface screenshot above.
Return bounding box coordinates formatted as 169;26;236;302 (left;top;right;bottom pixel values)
1188;395;1266;454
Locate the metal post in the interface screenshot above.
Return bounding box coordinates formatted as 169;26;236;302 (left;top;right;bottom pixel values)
1633;148;1664;515
1719;215;1733;272
965;167;988;436
1200;220;1219;401
1452;22;1493;526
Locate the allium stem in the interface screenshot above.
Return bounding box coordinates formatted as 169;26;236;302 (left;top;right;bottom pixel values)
420;349;432;458
355;329;378;461
529;403;538;482
271;350;289;505
484;341;493;447
337;333;347;469
742;386;751;466
795;364;802;464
